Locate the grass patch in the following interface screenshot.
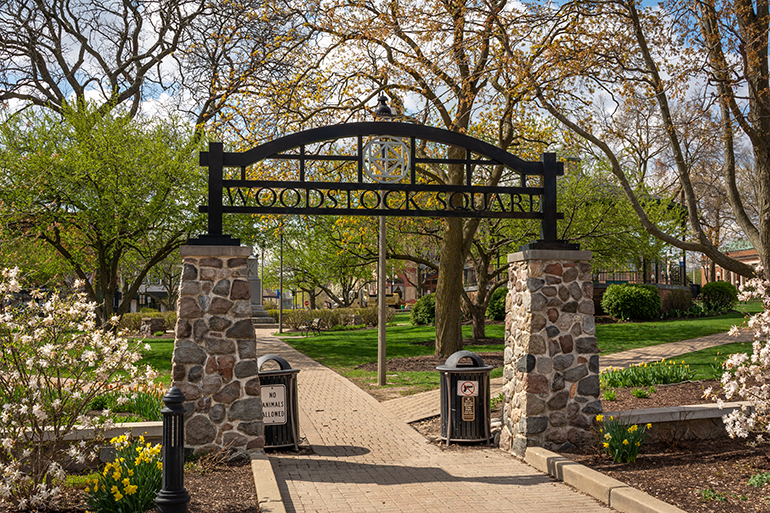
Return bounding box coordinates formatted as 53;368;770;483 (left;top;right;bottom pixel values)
678;340;755;381
280;321;504;397
597;301;761;355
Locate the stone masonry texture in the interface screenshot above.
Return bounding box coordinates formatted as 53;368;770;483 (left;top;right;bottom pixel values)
500;250;600;456
173;245;264;455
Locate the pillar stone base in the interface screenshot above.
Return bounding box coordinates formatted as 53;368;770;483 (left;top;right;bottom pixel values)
500;249;600;457
173;245;264;455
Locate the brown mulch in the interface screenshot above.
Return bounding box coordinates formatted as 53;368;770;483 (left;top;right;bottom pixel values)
355;350;505;372
390;350;770;513
21;462;259;513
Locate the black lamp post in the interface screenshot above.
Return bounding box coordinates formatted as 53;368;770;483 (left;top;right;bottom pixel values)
155;387;190;513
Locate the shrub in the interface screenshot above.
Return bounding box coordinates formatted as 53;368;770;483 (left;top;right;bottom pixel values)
600;283;661;320
700;281;738;312
410;293;436;325
486;287;508;321
662;288;693;314
595;414;651;463
119;311;176;333
357;305;395;327
0;268;157;510
85;434;162;513
263;300;278;310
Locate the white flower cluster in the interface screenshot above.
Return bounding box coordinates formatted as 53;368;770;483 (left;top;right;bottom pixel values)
716;266;770;441
0;268;158;510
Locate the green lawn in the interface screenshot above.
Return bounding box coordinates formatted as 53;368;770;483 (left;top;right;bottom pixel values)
137;301;763;395
678;340;755;381
596;301;762;355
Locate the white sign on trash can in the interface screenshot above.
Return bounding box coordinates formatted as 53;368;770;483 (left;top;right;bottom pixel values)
457;380;478;397
262;384;287;425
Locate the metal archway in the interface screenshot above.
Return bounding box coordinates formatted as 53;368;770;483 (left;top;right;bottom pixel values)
191;121;566;247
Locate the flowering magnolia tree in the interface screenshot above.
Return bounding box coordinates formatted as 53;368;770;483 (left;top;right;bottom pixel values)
0;268;157;511
705;268;770;441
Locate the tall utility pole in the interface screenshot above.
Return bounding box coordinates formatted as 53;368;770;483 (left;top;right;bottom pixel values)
378;215;387;386
279;224;284;334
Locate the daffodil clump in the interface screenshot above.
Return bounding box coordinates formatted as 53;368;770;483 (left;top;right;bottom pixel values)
600;359;694;389
85;435;162;513
595;414;651;463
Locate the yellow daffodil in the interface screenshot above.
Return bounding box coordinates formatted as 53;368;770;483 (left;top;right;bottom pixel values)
622;439;629;445
596;414;604;422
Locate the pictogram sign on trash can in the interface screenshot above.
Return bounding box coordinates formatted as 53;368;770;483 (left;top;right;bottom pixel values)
436;350;493;445
258;354;300;450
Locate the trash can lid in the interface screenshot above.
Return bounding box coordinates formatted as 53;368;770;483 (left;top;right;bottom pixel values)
258;354;300;375
436;350;493;372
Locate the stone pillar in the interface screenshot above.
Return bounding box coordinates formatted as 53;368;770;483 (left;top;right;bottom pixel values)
173;245;264;455
500;249;600;457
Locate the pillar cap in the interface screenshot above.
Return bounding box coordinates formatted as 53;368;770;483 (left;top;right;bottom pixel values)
508;249;593;263
180;245;251;257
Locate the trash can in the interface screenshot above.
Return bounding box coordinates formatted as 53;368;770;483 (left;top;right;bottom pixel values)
258;354;300;450
436;351;493;445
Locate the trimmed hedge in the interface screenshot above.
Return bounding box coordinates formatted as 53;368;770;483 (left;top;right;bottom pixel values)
486;287;508;321
119;311;177;333
700;281;738;312
269;306;394;330
410;293;436;325
600;283;661;320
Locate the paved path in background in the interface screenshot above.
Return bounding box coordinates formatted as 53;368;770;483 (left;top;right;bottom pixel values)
383;329;754;424
598;329;753;370
255;329;609;513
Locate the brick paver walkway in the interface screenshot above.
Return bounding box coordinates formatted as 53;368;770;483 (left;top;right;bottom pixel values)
255;329;609;512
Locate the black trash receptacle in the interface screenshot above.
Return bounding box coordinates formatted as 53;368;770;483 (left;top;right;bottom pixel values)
436;350;493;445
258;354;300;450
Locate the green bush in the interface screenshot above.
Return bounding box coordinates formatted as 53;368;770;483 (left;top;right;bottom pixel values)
662;288;693;314
357;305;396;327
600;283;661;320
118;311;176;333
486;287;508;321
700;281;738;312
410;293;436;325
277;306;394;331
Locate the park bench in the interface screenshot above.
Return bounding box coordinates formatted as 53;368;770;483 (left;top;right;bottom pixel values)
300;318;321;336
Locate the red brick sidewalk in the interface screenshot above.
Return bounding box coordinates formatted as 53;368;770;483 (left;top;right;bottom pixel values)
255;329;609;512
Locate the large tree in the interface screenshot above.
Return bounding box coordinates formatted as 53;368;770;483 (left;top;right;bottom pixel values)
223;0;540;356
515;0;766;279
0;106;205;322
0;0;304;132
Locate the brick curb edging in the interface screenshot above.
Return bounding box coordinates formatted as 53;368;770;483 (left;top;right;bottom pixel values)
524;446;685;513
250;453;286;513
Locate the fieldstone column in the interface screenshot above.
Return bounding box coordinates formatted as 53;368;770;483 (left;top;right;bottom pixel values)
500;249;600;457
173;245;264;455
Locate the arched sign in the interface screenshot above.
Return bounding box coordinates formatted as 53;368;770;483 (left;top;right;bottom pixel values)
192;121;566;247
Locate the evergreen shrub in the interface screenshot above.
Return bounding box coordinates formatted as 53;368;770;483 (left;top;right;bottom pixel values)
700;281;738;312
601;283;661;320
410;293;436;325
486;287;508;320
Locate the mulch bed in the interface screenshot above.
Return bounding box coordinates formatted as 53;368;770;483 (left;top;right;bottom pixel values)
10;462;259;513
391;351;770;513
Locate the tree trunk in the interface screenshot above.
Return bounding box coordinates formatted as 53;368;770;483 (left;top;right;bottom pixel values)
470;302;486;341
435;218;465;357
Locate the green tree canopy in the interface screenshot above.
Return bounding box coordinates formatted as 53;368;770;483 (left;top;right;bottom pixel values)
0;106;205;322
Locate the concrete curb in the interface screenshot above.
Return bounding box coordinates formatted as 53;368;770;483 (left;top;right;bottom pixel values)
251;452;286;513
524;446;686;513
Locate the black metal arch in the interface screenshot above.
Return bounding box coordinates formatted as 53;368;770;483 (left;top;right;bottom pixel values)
192;121;568;248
